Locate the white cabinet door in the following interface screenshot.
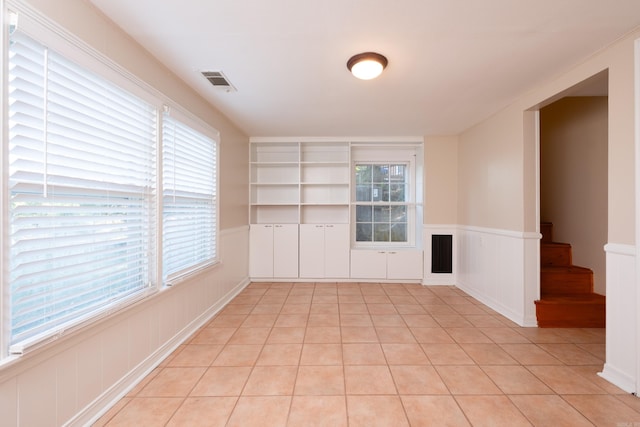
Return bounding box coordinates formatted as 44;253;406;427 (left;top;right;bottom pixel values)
350;249;423;280
249;224;274;277
299;224;325;278
350;250;387;279
324;224;350;278
300;224;350;278
387;250;423;279
250;224;298;278
273;224;299;278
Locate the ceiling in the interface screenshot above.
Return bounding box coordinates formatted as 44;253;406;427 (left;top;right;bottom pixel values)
87;0;640;137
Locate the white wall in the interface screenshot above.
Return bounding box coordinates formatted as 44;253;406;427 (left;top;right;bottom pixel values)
600;243;636;393
456;227;539;327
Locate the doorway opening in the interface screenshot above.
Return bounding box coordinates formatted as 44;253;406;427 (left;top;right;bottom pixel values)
536;70;609;327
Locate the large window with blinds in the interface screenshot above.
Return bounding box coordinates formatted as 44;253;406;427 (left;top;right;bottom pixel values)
5;30;218;353
162;114;217;284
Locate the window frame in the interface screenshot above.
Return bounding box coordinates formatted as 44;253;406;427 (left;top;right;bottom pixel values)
353;162;412;244
350;145;419;248
161;108;220;286
1;6;220;357
6;30;160;352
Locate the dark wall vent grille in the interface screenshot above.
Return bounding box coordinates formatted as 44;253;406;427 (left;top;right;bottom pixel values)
201;71;236;92
431;234;453;274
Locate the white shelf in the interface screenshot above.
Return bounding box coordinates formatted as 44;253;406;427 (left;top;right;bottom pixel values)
251;163;298;184
250;142;299;163
300;161;349;166
300;182;349;185
301;165;349;183
301;185;348;205
250;205;299;224
250;140;350;225
251;185;298;204
301;205;349;224
251;202;299;206
250;161;299;165
300;142;349;163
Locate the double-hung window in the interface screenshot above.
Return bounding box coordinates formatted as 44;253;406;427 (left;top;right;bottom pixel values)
7;31;157;349
355;163;409;243
5;26;219;354
351;144;421;247
162;113;218;284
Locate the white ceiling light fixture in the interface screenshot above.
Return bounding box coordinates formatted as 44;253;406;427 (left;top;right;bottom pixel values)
347;52;388;80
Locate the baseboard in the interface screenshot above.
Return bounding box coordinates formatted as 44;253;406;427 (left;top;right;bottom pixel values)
422;276;457;286
599;363;636;394
457;281;532;327
68;276;250;427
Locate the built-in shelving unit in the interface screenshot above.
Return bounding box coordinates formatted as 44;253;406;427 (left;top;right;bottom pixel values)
300;142;350;224
249;137;424;281
250;142;300;224
250;140;350;224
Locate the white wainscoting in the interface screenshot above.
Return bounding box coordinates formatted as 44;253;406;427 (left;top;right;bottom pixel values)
455;226;540;327
0;226;250;427
599;243;636;394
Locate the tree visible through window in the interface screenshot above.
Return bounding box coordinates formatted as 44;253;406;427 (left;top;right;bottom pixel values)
354;163;409;243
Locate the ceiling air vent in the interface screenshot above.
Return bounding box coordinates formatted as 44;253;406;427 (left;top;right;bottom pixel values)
201;71;236;92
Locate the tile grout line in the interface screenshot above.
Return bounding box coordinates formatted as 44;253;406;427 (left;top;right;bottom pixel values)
99;282;636;426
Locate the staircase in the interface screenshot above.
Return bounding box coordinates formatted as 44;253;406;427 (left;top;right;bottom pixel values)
534;222;605;328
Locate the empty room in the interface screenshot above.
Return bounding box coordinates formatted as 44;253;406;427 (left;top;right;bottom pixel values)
2;0;640;426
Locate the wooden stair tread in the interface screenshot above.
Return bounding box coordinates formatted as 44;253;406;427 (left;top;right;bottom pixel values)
535;294;605;304
537;222;604;328
540;243;573;267
541;265;592;273
540;222;553;243
535;294;605;328
541;242;571;248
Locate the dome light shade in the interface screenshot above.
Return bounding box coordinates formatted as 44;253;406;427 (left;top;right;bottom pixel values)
347;52;388;80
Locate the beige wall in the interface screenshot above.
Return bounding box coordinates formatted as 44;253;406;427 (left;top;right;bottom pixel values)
219;132;250;229
540;97;608;294
457;27;638;246
424;135;458;224
0;2;251;425
24;0;250;230
458;106;525;230
606;38;636;245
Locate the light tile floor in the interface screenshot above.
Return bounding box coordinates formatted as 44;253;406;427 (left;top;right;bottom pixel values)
95;282;640;426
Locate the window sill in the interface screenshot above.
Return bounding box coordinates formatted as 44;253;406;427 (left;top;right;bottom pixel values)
164;259;221;287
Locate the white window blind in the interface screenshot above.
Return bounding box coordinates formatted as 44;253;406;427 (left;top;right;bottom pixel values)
162;114;217;284
8;32;157;350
